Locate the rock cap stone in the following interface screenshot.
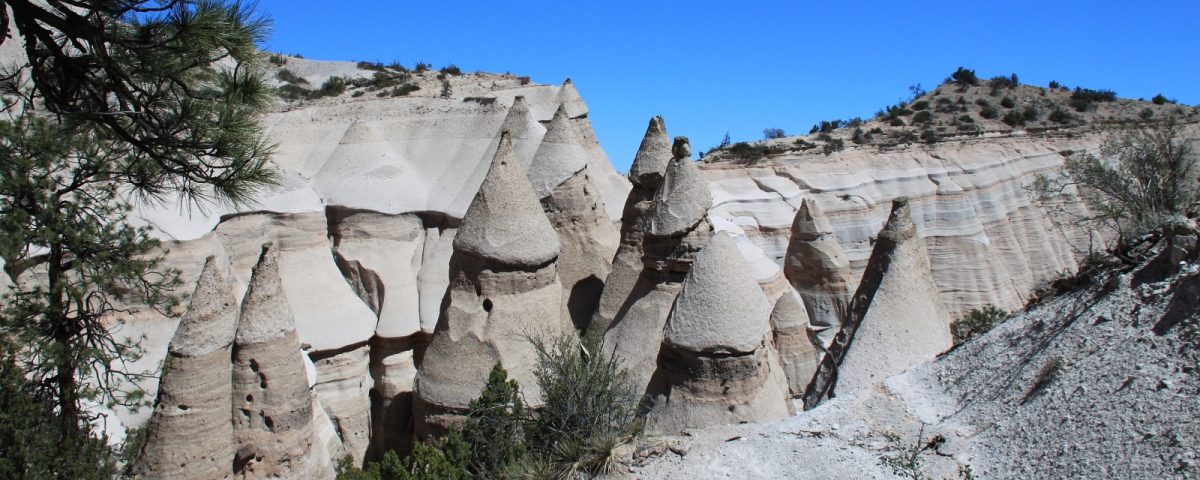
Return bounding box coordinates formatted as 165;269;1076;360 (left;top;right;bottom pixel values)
454;132;562;267
628;116;671;187
169;255;239;357
880;197;916;243
236;243;297;346
527;104;590;199
664;232;772;354
645;137;712;237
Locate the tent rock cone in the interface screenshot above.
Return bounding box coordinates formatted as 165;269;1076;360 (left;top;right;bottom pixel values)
784;197;854;347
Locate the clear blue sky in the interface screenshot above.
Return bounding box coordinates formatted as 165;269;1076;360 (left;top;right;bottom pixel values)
254;0;1199;173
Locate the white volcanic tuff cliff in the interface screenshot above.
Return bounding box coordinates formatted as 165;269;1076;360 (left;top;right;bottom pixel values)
704;132;1111;318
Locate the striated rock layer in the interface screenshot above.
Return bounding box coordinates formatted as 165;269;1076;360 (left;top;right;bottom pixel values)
135;256;239;479
644;233;793;433
784;198;853;346
412;133;575;439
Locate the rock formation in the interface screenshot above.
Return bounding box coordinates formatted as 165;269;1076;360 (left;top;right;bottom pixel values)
529;105;620;329
769;288;821;396
501;96;547;171
412;132;574;439
134;256;239;479
589;116;671;336
783;198;854;346
598;136;715;394
231;244;331;478
803;198;953;409
644;232;793;433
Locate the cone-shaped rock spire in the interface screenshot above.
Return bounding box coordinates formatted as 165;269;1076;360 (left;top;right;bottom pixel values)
646;137;712;237
784;198;853;346
644;232;792;433
663;232;772;354
454;132;561;267
231;244;327;478
555;78;588;118
628;116;671;187
134;256;239;479
769;288;820;395
527;104;590;199
501;96;546;170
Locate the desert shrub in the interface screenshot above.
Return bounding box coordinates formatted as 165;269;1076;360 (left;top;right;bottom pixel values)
819;120;841;133
975;98;990;107
357;61;385;71
351;90;365;98
440;79;451;98
319;76;346;97
1000;96;1015;108
1022;106;1039;122
958;114;975;123
1002;110;1025;127
869;127;884;134
277;83;311;100
989;75;1018;95
950;306;1008;346
852;128;866;144
846;117;864;128
1054;117;1198;244
911;100;930;111
878;428;952;480
729;142;763;157
461;363;527;475
439;64;462;76
890;118;906;127
390;84;421;97
1048;108;1072;123
268;53;286;66
908;84;927;101
763;127;786;139
414;62;431;72
1140;108;1155;120
1049;80;1060;89
793;138;817;150
920;129;939;144
912;111;932;124
1023;357;1066;403
1152;94;1169;105
276;69;308;85
823;138;845;155
949;67;979;87
336;432;471;480
980;105;999;119
1071;88;1117;102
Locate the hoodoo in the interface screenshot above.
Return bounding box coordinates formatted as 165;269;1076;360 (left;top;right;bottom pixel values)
231;244;330;479
135;256;239;479
644;232;793;433
589;116;672;335
769;288;821;396
784;197;854;346
413;132;575;439
501;95;547;171
529;105;620;329
599;136;714;394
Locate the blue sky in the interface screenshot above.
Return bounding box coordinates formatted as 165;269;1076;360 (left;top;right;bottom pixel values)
255;0;1199;172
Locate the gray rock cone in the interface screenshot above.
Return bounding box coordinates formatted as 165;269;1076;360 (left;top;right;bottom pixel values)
645;137;712;238
231;244;328;479
531;109;620;330
644;232;793;433
414;134;575;440
453;132;562;268
135;256;239;479
770;289;821;396
784;198;853;346
500;96;546;171
555;78;588;118
627;117;671;186
802;198;953;409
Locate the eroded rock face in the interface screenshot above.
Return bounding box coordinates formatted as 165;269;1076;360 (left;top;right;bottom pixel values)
231;244;332;479
135;256;239;479
413;133;574;439
769;288;820;396
599;137;716;395
784;198;853;346
644;233;792;433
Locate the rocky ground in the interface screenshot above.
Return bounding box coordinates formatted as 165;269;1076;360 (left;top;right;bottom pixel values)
634;239;1199;479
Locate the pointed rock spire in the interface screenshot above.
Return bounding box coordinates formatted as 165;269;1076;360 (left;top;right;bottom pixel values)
500;95;546;170
645;137;712;237
134;256;239;479
555;78;588;118
527;104;590;199
664;232;772;354
628;116;671;187
769;289;820;395
236;243;295;346
169;255;239;357
454;131;561;267
784;197;853;344
791;197;835;240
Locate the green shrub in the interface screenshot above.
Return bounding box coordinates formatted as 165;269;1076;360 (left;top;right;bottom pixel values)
989;75;1018;95
869;127;884;134
911;100;930;111
763;128;786;139
912;111;932;124
268;53;286;66
1022;106;1038;122
1048;108;1072;123
1002;110;1025;126
1139;108;1154;120
357;61;385;71
1152;94;1169;105
793;138;817;150
949;67;979;86
439;64;462;76
320;76;346;97
980;105;999;119
852;128;866;144
390;84;421;97
462;363;527;475
1000;96;1015;108
351;90;365;98
276;69;308;85
1072;87;1116;102
890;118;906;127
414;62;431;72
1048;80;1060;89
958;114;974;123
823;138;845;155
920;129;939;144
278;83;312;101
975;98;990;107
335;432;471;480
950;306;1008;346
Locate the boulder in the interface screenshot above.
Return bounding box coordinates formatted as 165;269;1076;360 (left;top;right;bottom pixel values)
644;233;793;433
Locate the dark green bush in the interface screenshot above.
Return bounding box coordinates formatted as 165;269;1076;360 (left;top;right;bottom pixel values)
278;83;311;101
911;100;930;111
414;62;431;72
387;61;408;72
869;127;884;134
989;75;1017;95
439;64;462;76
276;69;308;85
1000;96;1015;108
763;128;786;139
351;90;365;98
975;98;990;107
950;306;1008;346
729;142;763;157
357;61;385;71
320;76;346;97
1152;94;1169;105
268;53;287;66
1072;87;1117;102
950;67;979;86
823;138;845;155
390;84;421;97
920;129;939;144
1048;108;1072;123
851;128;866;144
1022;106;1038;122
1139;108;1154;120
889;118;906;127
1002;110;1025;126
912;111;932;123
1048;80;1060;89
980;105;999;119
958;114;975;123
793;138;817;150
